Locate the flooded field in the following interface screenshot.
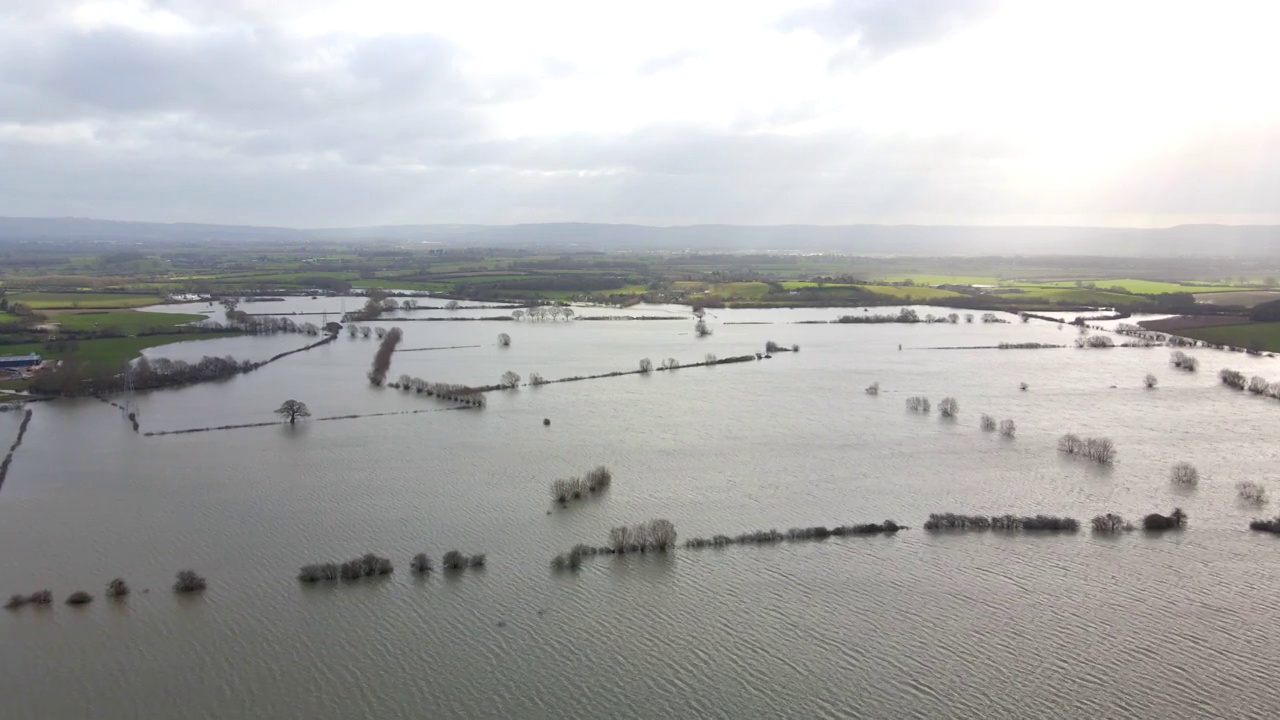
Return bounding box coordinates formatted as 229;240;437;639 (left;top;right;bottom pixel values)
3;301;1280;719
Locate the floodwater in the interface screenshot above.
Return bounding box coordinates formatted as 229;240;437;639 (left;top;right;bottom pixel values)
4;302;1280;719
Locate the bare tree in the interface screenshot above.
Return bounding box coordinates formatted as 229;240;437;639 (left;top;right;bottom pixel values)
1219;369;1247;390
704;353;717;364
1170;462;1199;486
275;399;311;425
360;326;372;338
980;414;996;431
647;519;677;551
347;324;359;337
562;308;575;321
906;396;931;413
1238;481;1268;504
1144;373;1158;389
964;313;974;323
695;318;712;337
375;326;387;339
947;313;959;323
1090;514;1132;532
529;372;546;386
445;300;460;310
938;397;959;418
661;357;679;370
172;570;207;594
500;371;521;389
497;333;511;347
865;381;880;395
1248;376;1270;394
999;419;1016;437
511;309;525;321
609;526;634;552
639;358;653;374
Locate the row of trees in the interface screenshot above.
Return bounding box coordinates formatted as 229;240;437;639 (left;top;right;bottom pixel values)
551;465;613;504
511;307;575;322
923;514;1080;531
682;521;903;549
1219;368;1280;397
386;375;488;407
550;519;678;570
764;341;799;353
1058;434;1117;464
298;553;394;582
367;327;404;385
7;578;130;609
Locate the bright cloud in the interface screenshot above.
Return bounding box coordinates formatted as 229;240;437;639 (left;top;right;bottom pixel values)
1;0;1278;226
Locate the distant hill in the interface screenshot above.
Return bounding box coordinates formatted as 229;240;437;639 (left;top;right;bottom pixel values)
3;216;1280;256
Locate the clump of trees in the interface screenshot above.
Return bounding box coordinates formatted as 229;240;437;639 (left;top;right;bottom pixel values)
1170;462;1199;487
1238;481;1268;504
639;358;653;374
923;514;1079;531
764;341;798;353
705;353;717;364
528;372;546;386
367;327;403;385
500;371;521;389
980;414;996;431
1075;335;1115;348
299;553;393;583
609;519;678;553
695;318;712;337
1058;434;1116;464
865;381;880;395
551;465;613;504
1090;513;1134;532
1145;373;1158;389
938;397;959;418
906;396;931;413
275;399;310;425
411;554;434;574
7;589;56;609
661;357;679;370
1170;351;1199;372
442;550;486;570
106;578;130;598
1248;517;1280;533
1142;508;1187;531
172;570;207;594
1219;369;1247;390
497;333;511;347
1248;376;1272;395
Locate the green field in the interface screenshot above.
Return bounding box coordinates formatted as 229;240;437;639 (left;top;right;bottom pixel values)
1174;322;1280;353
1027;279;1241;294
1;333;242;367
859;285;967;300
873;274;1000;286
997;287;1153;306
51;311;208;333
7;292;163;309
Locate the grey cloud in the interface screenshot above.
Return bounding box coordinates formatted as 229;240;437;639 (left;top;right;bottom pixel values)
781;0;997;57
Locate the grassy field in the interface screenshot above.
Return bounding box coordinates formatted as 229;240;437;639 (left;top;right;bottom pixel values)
353;279;452;291
997;287;1153;305
1;333;242;367
860;285;967;300
872;274;1000;286
1174;322;1280;353
51;311;208;333
7;292;164;309
1027;279;1241;294
1194;291;1280;307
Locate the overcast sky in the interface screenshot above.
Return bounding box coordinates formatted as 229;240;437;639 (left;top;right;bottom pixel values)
2;0;1279;227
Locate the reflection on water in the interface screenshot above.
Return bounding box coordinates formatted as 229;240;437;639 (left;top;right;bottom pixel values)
3;305;1280;719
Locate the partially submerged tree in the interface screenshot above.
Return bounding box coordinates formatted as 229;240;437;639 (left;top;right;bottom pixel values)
1170;462;1199;487
275;399;311;425
65;591;93;605
173;570;207;594
906;396;931;413
1219;369;1247;390
938;397;959;418
105;578;130;598
1142;508;1187;531
866;381;880;395
999;419;1017;438
694;318;712;337
1144;373;1158;389
445;300;461;310
1238;481;1268;504
638;358;653;374
497;333;511;347
500;370;521;389
367;327;404;385
980;414;997;431
1090;513;1133;533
